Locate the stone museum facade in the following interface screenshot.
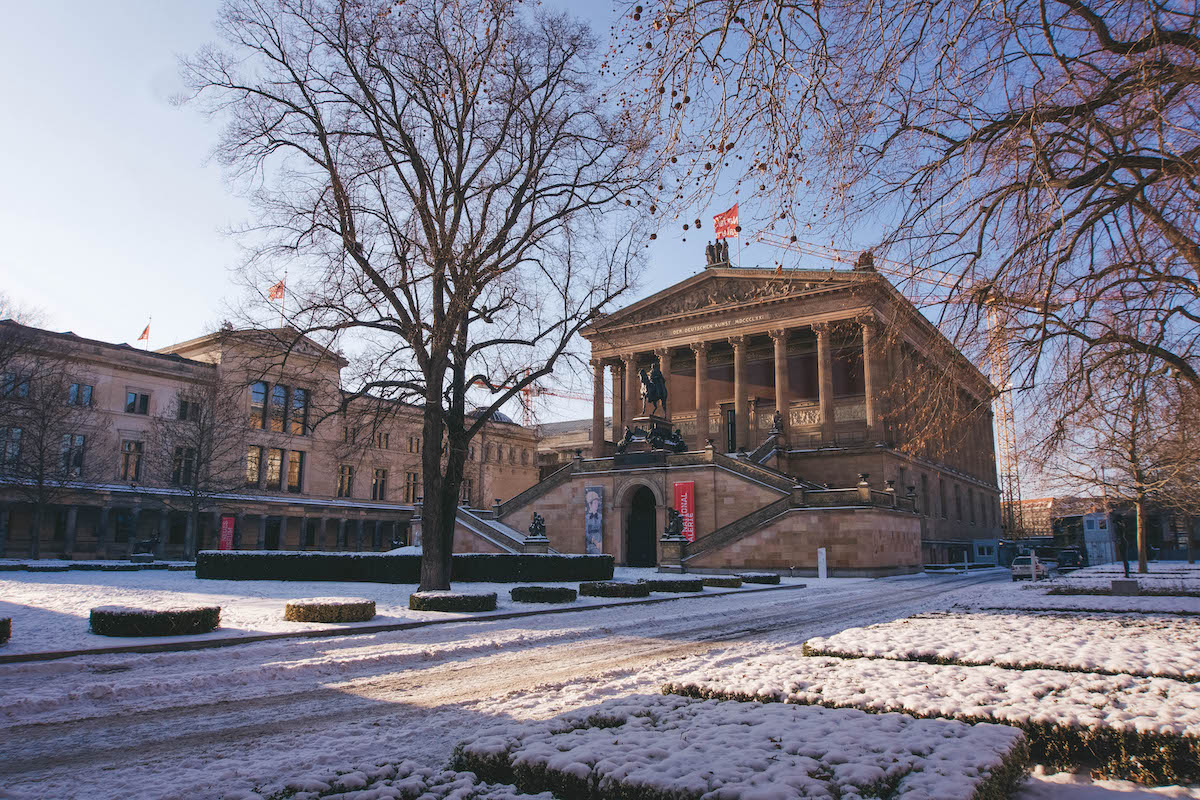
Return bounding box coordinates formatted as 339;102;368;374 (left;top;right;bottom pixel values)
476;256;1002;573
0;321;538;560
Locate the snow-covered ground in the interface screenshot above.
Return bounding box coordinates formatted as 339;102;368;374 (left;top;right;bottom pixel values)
2;568;1199;799
805;611;1200;680
0;567;812;656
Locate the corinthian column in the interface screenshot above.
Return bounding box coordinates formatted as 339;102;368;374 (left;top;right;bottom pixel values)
610;362;623;435
691;341;710;446
859;317;880;440
591;359;606;457
813;322;835;441
770;329;789;435
728;335;747;450
622;352;638;424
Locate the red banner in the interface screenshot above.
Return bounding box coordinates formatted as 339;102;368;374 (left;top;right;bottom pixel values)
673;481;696;542
713;204;739;239
219;515;236;550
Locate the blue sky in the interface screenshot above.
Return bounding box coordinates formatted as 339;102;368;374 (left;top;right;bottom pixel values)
0;1;848;424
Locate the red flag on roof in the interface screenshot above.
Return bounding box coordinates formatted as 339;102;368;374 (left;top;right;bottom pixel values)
137;324;150;342
713;203;739;238
267;280;286;301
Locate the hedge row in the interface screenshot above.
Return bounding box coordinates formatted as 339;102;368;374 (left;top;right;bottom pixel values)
639;578;705;593
90;606;221;637
739;572;781;585
510;586;578;604
284;598;376;623
664;682;1200;786
701;576;743;588
196;551;614;583
0;617;9;645
579;581;650;598
410;592;498;612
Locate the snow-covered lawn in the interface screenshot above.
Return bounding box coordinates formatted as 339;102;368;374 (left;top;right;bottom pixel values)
234;761;553;800
804;611;1200;680
661;651;1200;774
0;567;809;657
453;693;1027;800
957;583;1200;616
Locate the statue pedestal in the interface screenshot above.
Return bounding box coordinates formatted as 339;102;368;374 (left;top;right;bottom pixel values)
522;536;550;554
658;534;687;573
614;415;685;460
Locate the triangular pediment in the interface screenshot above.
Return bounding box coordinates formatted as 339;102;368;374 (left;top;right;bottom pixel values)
590;268;873;333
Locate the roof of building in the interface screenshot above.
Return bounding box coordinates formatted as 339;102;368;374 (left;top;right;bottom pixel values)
537;417;606;436
0;319;213;369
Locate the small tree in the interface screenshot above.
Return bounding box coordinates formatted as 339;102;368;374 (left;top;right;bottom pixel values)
0;343;107;559
184;0;652;589
146;373;249;559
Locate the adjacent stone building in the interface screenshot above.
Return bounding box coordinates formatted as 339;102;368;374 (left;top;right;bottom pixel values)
0;321;538;560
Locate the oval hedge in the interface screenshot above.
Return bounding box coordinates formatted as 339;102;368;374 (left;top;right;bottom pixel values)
739;572;782;585
90;605;221;637
702;576;744;588
579;581;651;598
0;617;10;645
410;591;498;612
196;551;614;583
639;578;705;593
284;598;376;623
510;586;578;604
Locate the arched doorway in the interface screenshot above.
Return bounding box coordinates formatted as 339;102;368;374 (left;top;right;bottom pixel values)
625;486;657;567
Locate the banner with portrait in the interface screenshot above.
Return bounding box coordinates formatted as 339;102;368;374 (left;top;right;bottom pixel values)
584;485;604;554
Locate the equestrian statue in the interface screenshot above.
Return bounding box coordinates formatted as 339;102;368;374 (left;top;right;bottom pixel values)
639;362;669;416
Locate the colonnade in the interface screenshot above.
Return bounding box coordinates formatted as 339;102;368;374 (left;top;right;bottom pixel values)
591;316;883;456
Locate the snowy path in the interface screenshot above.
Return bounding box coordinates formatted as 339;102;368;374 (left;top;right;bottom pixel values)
0;573;1001;799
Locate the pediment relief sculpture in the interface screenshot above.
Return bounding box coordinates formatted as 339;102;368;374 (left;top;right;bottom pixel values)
607;276;853;328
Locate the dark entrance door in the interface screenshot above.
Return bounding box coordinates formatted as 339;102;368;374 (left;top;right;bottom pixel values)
625;486;657;567
264;517;282;550
725;409;737;452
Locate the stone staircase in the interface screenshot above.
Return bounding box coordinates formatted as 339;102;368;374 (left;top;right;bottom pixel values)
682;495;796;563
454;507;541;553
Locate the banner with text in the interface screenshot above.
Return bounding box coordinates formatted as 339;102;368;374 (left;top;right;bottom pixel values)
219;515;236;550
673;481;696;542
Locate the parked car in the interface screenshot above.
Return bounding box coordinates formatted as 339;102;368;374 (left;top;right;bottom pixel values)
1056;549;1083;572
1010;555;1051;581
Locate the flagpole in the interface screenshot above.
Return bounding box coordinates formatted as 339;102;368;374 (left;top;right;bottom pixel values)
146;316;151;351
279;269;288;328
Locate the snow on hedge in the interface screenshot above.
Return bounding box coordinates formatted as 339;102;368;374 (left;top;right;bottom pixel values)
661;653;1200;783
452;694;1028;800
264;760;554;799
805;611;1200;681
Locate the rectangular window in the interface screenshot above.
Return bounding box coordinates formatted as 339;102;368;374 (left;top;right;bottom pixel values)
290;388;309;435
408;436;421;453
270;384;288;432
246;445;263;487
125;391;149;415
249;381;267;428
460;478;472;505
60;434;85;477
120;440;143;481
939;479;948;519
404;471;420;503
2;373;30;397
0;427;21;468
265;447;284;490
288;451;305;493
337;464;355;498
969;488;976;524
172;446;197;486
374;431;389;449
371;468;388;501
178;398;200;421
68;383;93;406
304;519;317;548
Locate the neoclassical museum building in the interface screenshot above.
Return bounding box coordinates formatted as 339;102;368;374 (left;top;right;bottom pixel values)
464;254;1002;575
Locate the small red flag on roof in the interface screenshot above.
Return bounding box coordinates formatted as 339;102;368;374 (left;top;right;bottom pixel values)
137;324;150;342
713;203;739;238
267;280;286;301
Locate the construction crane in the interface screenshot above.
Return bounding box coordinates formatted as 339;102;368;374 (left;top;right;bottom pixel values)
474;369;608;428
755;232;1027;537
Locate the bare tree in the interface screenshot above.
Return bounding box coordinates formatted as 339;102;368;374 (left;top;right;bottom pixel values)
183;0;651;589
619;0;1200;404
0;331;108;559
146;373;249;559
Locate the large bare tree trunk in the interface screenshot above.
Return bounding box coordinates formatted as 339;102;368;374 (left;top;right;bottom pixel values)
1135;497;1149;574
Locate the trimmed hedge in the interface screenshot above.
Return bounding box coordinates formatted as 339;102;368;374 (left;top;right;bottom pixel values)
196;551;614;583
284;598;376;623
90;606;221;637
510;586;578;604
739;572;781;585
579;581;651;598
702;576;743;588
0;617;9;645
639;578;705;593
410;591;498;612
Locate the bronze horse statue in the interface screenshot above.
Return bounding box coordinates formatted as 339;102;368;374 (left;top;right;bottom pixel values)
639;365;668;416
